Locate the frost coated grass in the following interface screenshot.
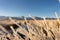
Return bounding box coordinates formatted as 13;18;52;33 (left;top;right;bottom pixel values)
0;14;60;40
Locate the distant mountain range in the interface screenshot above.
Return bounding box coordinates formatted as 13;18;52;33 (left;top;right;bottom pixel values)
0;16;58;20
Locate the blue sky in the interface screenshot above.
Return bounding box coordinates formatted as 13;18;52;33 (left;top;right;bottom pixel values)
0;0;60;17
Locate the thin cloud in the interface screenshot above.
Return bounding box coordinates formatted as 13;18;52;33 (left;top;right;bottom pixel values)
58;0;60;3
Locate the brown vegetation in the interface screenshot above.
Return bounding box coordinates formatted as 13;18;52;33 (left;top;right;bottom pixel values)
0;15;60;40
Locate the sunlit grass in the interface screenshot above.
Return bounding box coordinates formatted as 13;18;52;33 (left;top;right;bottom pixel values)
0;13;60;40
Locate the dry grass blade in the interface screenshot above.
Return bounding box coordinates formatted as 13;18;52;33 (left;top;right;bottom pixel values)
42;17;49;29
10;26;24;40
55;12;60;32
9;17;28;37
0;25;9;33
55;12;59;21
24;16;43;40
29;15;43;33
43;17;56;40
29;14;42;27
24;16;40;35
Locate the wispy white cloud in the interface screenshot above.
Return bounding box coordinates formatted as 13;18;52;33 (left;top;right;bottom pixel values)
58;0;60;3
